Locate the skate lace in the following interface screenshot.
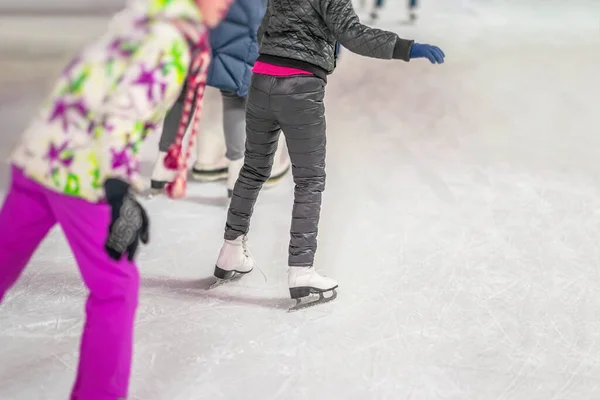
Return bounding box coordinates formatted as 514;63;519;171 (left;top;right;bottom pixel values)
242;236;268;284
242;236;249;257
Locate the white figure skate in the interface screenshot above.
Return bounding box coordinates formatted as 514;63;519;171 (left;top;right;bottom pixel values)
288;266;338;312
192;130;290;186
191;127;230;182
150;151;177;193
209;236;256;289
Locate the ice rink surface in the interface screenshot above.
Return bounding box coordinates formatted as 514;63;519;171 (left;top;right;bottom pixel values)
1;0;600;399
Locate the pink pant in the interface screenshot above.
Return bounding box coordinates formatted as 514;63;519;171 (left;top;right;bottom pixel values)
0;166;139;400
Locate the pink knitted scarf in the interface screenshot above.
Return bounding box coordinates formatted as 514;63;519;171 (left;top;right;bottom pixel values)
163;20;210;199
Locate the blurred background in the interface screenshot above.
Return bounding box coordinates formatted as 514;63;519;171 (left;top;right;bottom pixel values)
1;1;600;399
1;0;598;167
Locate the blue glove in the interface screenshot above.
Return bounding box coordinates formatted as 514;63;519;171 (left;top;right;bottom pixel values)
409;43;445;64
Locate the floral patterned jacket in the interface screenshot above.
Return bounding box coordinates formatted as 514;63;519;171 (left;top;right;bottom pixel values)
10;0;206;202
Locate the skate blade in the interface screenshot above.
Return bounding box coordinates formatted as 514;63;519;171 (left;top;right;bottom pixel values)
207;266;255;290
191;169;228;182
207;273;244;290
288;289;338;312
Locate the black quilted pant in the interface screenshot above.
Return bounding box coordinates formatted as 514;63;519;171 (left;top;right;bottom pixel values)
224;74;326;267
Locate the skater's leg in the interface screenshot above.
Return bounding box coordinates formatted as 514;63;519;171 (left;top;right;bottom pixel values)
371;0;385;20
0;166;56;301
225;75;281;240
275;76;327;267
221;91;247;196
273;76;338;304
49;194;139;400
191;127;229;181
191;90;229;181
158;89;187;153
152;86;196;188
264;134;291;186
221;91;246;162
215;75;279;281
408;0;418;22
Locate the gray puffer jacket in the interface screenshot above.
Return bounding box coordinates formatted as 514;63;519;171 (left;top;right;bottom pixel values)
257;0;414;80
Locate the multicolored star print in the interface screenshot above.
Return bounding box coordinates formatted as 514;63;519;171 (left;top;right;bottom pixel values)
10;0;206;202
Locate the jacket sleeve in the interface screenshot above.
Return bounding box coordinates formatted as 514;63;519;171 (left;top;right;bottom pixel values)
93;23;190;185
257;0;271;46
319;0;414;61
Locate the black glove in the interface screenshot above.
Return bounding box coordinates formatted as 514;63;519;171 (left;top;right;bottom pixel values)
104;178;150;262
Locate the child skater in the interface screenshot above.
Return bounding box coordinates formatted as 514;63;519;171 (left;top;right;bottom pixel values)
0;0;230;398
150;0;291;198
211;0;445;310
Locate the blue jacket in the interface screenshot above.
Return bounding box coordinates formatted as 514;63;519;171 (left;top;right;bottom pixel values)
206;0;266;97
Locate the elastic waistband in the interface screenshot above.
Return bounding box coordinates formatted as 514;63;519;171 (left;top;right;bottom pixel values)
257;54;327;82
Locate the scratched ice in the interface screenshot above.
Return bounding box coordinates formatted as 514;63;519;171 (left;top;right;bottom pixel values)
1;0;600;399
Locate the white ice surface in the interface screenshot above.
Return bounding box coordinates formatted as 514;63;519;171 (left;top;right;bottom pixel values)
1;1;600;399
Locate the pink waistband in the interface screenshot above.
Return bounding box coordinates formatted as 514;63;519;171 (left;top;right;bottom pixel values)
252;61;312;77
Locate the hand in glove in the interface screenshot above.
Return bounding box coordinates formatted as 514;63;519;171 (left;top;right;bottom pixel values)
104;178;150;262
409;43;445;64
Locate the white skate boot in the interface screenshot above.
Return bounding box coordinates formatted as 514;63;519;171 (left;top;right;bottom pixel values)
150;151;177;192
210;236;256;289
227;158;244;198
192;128;229;182
192;129;290;186
288;266;338;311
